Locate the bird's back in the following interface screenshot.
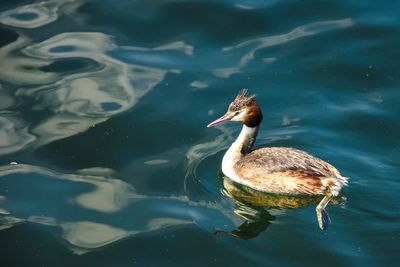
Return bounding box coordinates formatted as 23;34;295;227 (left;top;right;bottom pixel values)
234;147;347;196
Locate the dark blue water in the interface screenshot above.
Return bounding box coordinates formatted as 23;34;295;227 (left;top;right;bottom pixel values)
1;0;399;266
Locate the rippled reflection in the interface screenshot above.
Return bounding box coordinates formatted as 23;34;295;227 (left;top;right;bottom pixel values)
0;0;181;153
0;28;170;151
0;0;84;29
0;35;57;85
0;0;61;28
218;177;346;238
214;18;354;78
61;221;135;253
0;115;35;155
0;164;239;253
186;133;229;177
17;31;166;147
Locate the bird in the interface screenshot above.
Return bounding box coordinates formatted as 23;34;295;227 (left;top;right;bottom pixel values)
207;89;348;229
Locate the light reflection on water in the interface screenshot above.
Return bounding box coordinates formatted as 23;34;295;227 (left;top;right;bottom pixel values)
0;29;170;150
0;163;240;254
0;115;35;155
0;0;63;29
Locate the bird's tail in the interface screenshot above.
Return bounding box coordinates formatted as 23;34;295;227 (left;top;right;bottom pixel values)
322;175;348;196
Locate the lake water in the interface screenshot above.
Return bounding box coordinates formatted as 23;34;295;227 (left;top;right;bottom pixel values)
0;0;399;266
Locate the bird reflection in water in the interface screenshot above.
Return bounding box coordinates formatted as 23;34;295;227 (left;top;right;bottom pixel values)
216;176;345;239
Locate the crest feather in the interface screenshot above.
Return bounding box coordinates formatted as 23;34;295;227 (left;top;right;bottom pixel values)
236;88;255;104
238;88;249;98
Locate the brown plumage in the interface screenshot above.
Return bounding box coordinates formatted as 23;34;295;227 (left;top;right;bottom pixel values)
207;89;348;229
236;147;344;196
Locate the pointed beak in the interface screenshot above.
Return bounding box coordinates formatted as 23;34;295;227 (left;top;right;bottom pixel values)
207;113;233;127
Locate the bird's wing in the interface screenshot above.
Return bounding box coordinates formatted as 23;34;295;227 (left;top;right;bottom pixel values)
234;147;341;195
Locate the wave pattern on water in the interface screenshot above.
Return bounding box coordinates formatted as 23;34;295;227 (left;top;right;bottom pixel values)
0;163;240;254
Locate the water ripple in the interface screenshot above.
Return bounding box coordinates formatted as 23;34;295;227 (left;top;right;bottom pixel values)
215;18;354;78
0;30;170;150
0;164;240;254
0;0;82;29
0;115;35;155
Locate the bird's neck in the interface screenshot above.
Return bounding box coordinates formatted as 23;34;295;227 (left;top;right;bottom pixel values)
235;124;259;155
225;125;259;162
222;124;259;181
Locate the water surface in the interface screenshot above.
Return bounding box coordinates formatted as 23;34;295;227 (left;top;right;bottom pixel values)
0;0;399;266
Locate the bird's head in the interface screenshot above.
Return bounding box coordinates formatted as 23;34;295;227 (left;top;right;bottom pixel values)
207;89;263;128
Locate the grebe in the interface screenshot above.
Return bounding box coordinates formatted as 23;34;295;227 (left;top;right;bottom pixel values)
207;89;348;229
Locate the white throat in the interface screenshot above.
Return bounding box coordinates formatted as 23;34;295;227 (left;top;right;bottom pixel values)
222;125;259;183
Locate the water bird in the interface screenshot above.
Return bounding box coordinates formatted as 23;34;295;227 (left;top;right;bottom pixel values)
207;89;348;229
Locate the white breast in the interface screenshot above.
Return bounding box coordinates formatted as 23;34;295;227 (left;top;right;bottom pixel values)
222;144;241;182
221;125;258;184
